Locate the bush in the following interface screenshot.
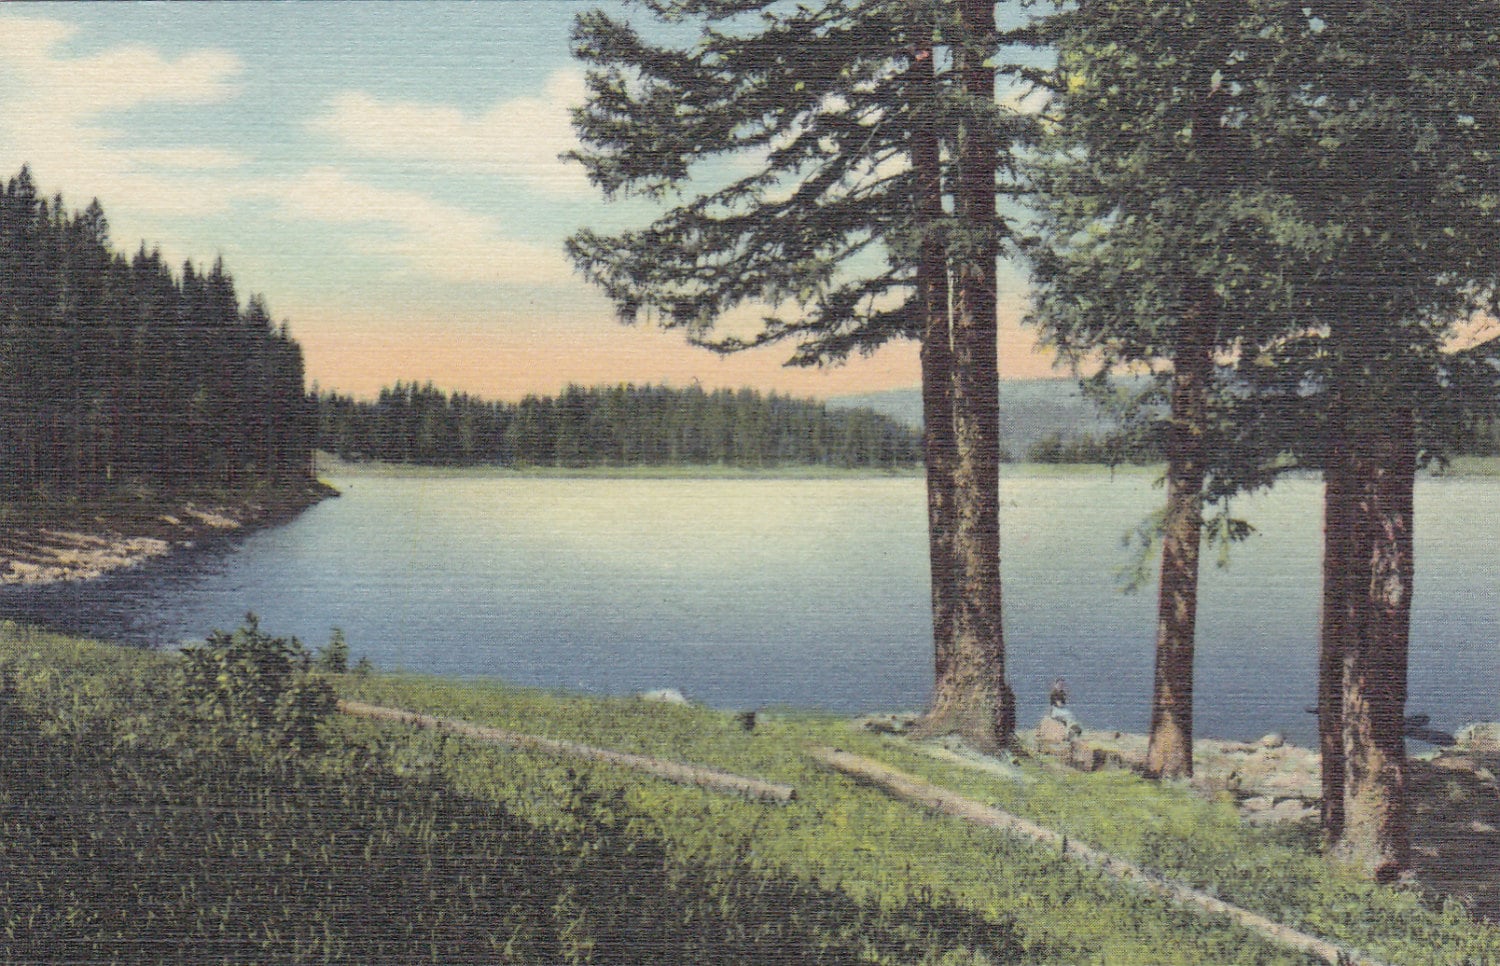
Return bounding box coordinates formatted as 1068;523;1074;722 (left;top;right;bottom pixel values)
178;613;336;753
317;627;350;674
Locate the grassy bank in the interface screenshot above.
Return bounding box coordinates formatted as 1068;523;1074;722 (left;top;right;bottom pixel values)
2;624;1498;963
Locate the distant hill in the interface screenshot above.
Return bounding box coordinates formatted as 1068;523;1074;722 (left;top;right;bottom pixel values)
829;378;1124;460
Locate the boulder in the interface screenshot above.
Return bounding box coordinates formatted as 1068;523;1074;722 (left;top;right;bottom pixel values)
1258;732;1285;750
1244;797;1318;826
856;713;919;735
1035;715;1076;755
1240;795;1275;814
1455;722;1500;752
638;687;690;705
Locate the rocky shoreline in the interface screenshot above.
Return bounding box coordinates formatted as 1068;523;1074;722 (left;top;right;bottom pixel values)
860;711;1500;920
0;482;337;586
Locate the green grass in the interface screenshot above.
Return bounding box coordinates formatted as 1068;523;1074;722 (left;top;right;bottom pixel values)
3;623;1498;964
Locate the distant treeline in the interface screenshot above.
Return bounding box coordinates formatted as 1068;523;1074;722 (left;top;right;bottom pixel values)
0;167;314;494
316;382;922;468
1025;430;1164;465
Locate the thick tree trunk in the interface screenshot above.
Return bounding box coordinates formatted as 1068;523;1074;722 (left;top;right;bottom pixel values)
1317;409;1353;842
1331;403;1414;881
1144;316;1212;779
913;28;957;684
920;0;1016;753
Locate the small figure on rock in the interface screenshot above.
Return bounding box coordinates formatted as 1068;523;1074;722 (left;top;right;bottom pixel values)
1047;677;1079;729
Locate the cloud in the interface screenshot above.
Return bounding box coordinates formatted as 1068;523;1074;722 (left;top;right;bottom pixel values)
0;17;241;115
274;167;575;285
308;70;588;195
0;14;246;218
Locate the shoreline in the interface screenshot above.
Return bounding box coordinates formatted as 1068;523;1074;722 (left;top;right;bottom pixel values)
317;452;1500;480
0;480;337;587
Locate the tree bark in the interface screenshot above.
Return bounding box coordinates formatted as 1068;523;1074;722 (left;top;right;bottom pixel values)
1317;406;1353;842
1144;314;1212;779
1331;402;1414;881
920;0;1016;753
912;22;957;685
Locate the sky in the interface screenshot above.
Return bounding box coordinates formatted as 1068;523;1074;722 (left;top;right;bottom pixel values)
0;2;1059;401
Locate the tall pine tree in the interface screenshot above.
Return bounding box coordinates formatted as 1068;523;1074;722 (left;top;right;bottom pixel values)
566;0;1026;750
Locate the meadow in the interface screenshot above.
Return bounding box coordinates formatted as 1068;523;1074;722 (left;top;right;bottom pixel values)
2;620;1497;964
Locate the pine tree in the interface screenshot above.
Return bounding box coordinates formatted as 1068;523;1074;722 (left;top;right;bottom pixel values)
1023;0;1301;776
565;0;1026;750
1026;1;1500;868
0;169;317;495
1261;0;1500;878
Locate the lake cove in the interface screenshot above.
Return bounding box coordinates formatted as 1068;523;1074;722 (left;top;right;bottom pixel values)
3;466;1495;745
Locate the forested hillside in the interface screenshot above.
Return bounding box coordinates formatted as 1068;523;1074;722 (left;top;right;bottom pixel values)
831;379;1132;460
317;382;921;469
0;167;314;495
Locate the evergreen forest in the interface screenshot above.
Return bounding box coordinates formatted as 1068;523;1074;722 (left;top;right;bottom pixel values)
0;166;315;495
316;382;922;469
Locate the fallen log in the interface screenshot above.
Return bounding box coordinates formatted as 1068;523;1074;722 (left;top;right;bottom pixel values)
338;699;796;804
808;746;1390;966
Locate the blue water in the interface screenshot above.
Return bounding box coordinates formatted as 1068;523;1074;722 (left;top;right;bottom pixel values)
3;470;1496;744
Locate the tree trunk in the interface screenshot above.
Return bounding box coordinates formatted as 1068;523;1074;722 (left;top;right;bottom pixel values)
1317;406;1353;842
1332;402;1414;881
1144;315;1211;779
912;23;958;685
920;0;1016;753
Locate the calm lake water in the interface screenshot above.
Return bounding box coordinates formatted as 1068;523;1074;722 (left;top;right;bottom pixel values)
3;469;1496;744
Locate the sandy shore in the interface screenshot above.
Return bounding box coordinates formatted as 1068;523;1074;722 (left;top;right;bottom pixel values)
0;483;336;586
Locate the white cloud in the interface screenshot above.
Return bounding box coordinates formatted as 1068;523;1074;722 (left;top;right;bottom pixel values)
0;17;240;114
308;70;588;195
274;167;575;286
0;14;246;218
0;16;581;291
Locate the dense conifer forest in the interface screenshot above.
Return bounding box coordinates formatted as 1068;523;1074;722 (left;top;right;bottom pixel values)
316;382;922;469
0;167;315;496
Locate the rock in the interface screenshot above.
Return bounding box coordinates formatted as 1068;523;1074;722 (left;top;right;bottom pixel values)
1035;715;1076;755
855;713;919;735
1406;725;1457;747
1068;744;1117;772
1259;732;1285;750
1244;798;1318;826
638;688;690;705
1455;722;1500;751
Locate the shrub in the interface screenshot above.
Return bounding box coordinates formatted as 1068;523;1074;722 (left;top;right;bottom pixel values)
317;627;350;673
177;613;336;753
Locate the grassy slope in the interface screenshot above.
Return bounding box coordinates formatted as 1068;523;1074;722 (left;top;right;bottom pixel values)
3;625;1497;964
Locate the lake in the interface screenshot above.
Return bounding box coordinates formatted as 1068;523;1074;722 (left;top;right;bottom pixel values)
3;469;1495;745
